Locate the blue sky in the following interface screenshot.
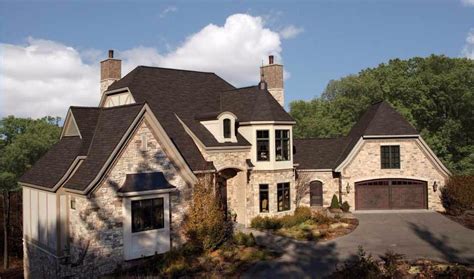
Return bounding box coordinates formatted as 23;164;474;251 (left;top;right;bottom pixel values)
1;1;473;118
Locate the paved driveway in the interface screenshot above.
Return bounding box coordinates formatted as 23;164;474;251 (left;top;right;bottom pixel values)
243;211;474;278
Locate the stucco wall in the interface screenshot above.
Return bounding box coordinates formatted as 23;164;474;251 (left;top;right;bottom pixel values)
341;138;448;210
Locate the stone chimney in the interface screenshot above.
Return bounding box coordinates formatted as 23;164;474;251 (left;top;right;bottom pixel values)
260;55;284;106
100;50;121;95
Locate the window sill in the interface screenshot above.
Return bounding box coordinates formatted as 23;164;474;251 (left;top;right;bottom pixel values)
131;227;168;235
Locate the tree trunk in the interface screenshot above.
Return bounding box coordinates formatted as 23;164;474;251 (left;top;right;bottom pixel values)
2;191;10;270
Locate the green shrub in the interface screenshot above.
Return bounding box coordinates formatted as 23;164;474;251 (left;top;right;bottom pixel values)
341;201;350;212
332;246;382;279
312;212;333;225
380;250;404;278
250;216;282;230
441;176;474;216
330;194;340;209
233;232;256;247
280;207;312;228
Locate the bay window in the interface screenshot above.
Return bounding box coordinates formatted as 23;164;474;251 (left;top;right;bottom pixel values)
275;130;290;161
256;130;270;161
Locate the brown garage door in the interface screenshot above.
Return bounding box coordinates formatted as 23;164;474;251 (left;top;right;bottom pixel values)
355;179;427;210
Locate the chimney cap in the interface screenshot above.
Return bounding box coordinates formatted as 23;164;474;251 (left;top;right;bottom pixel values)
108;49;114;59
269;55;274;65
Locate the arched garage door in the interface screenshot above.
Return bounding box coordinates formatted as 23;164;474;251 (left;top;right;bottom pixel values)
355;179;427;210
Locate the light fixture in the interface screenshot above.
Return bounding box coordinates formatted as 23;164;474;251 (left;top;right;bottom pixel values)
433;181;438;192
346;182;351;194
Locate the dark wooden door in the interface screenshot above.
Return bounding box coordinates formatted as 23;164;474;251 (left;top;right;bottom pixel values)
310;181;323;206
355;179;427;210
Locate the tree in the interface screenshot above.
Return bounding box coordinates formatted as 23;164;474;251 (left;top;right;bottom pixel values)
294;172;311;208
0;116;60;269
290;55;474;175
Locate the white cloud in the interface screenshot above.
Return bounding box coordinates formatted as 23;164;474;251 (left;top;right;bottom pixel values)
461;29;474;59
461;0;474;6
279;25;304;39
1;13;286;118
159;6;177;18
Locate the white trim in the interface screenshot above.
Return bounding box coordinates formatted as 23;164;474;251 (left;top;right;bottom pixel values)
217;111;238;120
363;135;419;139
118;188;177;197
60;109;82;139
206;146;251;151
335;137;364;172
99;87;131;107
297;169;333;172
239;121;296;126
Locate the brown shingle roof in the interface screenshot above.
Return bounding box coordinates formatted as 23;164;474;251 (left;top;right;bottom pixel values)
294;101;419;170
19;136;83;189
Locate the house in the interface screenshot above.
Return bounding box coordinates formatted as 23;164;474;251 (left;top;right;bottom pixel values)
18;51;450;278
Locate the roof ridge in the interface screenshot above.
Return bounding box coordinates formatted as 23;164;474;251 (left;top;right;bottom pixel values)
137;65;215;74
222;85;258;93
361;102;383;134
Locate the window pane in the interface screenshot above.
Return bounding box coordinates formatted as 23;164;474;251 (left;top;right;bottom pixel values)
153;198;164;229
257;130;270;161
276;129;290;161
223;119;231;139
390;146;400;168
131;198;165;233
259;184;269;212
277;183;290;211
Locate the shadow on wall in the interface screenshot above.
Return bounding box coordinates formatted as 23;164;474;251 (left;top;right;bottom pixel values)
408;222;474;265
28;146;187;278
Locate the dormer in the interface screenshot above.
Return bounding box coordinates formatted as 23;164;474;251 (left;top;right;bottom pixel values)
99;88;136;108
200;111;238;143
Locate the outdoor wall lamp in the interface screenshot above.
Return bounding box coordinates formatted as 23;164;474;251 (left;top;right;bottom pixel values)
433;181;438;192
346;182;351;194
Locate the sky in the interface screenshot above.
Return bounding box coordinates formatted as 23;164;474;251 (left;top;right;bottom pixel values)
1;0;474;118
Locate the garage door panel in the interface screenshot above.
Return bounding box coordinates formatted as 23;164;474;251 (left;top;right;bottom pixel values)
356;184;390;210
355;179;427;210
391;184;426;209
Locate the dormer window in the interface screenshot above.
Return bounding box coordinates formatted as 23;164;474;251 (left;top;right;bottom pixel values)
223;118;231;139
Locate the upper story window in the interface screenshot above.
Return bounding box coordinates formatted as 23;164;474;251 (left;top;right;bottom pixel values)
275;129;290;161
381;145;400;169
223;118;231;139
256;130;270;161
131;198;164;233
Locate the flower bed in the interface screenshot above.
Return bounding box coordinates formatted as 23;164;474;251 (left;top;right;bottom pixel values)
250;207;358;242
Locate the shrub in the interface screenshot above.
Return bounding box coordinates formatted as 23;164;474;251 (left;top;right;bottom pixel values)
312;212;333;225
233;232;256;247
183;176;233;251
332;246;382;279
250;216;282;230
379;250;404;277
330;194;340;209
441;176;474;215
341;201;350;213
280;207;312;228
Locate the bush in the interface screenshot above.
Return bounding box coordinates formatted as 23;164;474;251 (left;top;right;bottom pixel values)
280;207;312;228
332;246;382;279
233;232;256;247
341;201;350;213
330;194;340;209
441;176;474;215
183;177;233;251
380;250;404;277
250;216;282;230
312;212;333;225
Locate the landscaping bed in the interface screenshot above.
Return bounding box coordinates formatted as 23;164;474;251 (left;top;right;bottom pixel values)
330;247;474;278
250;207;358;242
108;232;279;278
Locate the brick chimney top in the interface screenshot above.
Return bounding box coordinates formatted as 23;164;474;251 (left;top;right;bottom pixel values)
100;50;121;95
108;49;114;58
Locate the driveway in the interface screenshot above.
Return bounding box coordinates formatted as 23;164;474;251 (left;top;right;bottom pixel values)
242;211;474;278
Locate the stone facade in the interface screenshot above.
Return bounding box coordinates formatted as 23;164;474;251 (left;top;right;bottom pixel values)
25;120;191;278
297;171;340;208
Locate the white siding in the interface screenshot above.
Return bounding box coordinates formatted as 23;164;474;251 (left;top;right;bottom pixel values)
47;194;57;249
30;190;38;240
23;188;30;237
38;192;48;245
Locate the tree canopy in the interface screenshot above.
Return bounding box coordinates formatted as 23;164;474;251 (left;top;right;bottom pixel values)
290;55;474;175
0;116;61;189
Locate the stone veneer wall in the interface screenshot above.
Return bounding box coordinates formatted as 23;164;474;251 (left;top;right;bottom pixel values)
296;171;340;208
341;138;448;211
25;120;192;278
247;169;296;226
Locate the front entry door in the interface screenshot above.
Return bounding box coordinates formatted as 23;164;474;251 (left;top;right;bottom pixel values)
310;181;323;206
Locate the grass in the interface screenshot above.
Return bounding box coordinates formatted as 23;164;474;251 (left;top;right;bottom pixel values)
250;207;358;242
109;232;279;278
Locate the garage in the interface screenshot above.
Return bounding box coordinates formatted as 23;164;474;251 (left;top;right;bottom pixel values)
355;179;427;210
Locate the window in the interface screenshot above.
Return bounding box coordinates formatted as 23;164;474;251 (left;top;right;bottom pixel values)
256;130;270;161
131;198;164;233
277;183;290;211
259;184;269;212
223;118;231;139
381;145;400;169
70;197;76;210
275;130;290;161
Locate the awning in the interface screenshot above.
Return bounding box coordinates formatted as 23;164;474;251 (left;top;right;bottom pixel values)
118;172;176;194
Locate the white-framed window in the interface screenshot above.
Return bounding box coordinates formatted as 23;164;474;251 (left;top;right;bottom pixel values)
223;118;231;139
275;129;290;161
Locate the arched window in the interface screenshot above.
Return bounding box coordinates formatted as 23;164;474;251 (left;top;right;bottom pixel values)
310;181;323;206
223;118;231;139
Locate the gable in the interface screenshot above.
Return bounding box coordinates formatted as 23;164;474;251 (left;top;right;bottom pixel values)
61;110;81;138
